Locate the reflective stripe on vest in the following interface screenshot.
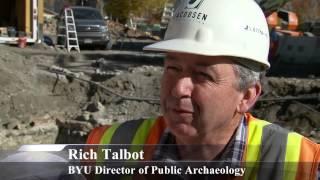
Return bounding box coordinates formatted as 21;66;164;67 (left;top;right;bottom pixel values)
244;114;318;180
88;118;166;180
244;118;271;180
87;117;166;146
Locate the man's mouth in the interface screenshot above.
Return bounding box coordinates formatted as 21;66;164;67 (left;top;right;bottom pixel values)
172;108;194;114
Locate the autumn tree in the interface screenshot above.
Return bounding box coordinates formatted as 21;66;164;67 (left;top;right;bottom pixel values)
104;0;168;23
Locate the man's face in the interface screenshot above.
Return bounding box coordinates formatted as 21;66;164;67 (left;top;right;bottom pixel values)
161;52;244;139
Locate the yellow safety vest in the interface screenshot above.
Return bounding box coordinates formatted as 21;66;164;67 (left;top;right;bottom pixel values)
87;113;320;180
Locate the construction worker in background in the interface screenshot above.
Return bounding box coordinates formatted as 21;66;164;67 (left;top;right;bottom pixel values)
87;0;320;179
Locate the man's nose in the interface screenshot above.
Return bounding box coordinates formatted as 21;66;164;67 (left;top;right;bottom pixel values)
171;77;194;98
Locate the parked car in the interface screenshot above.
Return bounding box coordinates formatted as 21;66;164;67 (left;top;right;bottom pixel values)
57;6;112;50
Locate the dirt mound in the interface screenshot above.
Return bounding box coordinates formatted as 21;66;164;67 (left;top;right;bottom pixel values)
0;45;89;149
55;65;163;144
253;77;320;142
71;65;163;125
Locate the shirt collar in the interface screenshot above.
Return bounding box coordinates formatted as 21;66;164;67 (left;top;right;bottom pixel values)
152;116;247;165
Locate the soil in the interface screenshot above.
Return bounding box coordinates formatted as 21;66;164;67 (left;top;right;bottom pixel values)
0;42;319;150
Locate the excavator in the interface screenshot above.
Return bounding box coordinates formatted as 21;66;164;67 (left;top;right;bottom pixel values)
256;0;320;76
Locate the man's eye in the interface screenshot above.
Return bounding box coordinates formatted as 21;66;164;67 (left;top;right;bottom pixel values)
166;66;180;72
196;72;213;81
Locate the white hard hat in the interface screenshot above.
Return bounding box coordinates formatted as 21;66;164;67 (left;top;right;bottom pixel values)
144;0;270;71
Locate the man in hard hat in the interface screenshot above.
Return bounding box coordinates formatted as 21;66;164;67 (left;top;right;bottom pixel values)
87;0;320;179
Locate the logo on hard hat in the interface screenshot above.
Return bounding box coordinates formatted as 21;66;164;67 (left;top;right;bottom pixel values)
186;0;204;9
174;0;208;24
244;25;268;38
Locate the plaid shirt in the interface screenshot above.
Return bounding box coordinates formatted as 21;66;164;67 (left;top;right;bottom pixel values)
151;116;247;179
153;116;247;162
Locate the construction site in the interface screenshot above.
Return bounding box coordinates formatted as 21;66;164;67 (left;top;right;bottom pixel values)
0;0;319;150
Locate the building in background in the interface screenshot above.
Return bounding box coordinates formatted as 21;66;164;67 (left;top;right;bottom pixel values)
0;0;44;44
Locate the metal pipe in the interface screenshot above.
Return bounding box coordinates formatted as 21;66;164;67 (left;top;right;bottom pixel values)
38;64;160;103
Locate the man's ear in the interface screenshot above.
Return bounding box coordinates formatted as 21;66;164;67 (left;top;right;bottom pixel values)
237;83;262;113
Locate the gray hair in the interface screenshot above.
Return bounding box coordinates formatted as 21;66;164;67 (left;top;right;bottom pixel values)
231;58;263;91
